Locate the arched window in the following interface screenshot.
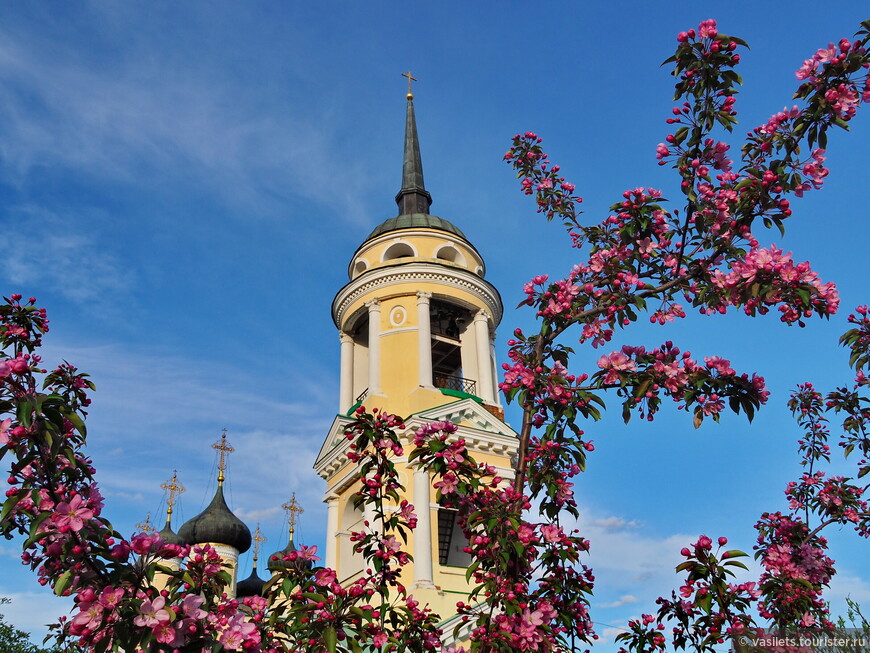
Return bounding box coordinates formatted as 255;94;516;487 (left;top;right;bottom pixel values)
353;259;369;277
382;242;416;261
435;245;467;267
437;503;472;567
339;498;365;579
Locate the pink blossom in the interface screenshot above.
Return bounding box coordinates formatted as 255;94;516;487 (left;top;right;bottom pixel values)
697;19;717;39
597;350;636;384
133;596;170;628
314;568;337;586
219;614;259;650
540;524;563;543
53;494;94;532
182;594;207;619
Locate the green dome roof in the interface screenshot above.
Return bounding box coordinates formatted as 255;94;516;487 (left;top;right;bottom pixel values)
178;486;252;554
366;213;466;242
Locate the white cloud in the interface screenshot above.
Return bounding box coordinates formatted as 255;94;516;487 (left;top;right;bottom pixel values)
2;205;133;309
0;20;375;223
591;516;640;533
0;587;70;643
598;594;639;609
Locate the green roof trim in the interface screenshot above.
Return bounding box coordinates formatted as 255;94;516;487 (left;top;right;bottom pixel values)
437;387;483;404
366;213;466;242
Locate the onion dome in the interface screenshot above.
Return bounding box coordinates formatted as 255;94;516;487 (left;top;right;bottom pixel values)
238;524;267;597
268;493;311;574
237;565;266;598
178;485;252;553
157;518;183;546
157;470;184;546
266;532;312;574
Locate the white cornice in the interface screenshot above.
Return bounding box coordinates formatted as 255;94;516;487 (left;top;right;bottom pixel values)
332;262;503;328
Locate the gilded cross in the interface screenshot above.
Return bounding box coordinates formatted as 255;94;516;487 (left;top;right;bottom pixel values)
252;524;266;564
212;429;234;487
136;512;154;533
401;70;418;98
161;470;185;520
282;493;304;535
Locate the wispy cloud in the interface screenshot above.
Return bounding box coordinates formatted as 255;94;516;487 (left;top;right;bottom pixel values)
591;516;640;533
0;586;70;642
598;595;639;609
0;14;375;224
1;205;132;308
35;338;334;540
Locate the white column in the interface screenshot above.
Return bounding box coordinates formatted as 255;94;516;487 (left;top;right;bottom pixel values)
413;468;435;588
416;292;433;387
366;300;381;396
490;334;502;407
325;494;339;571
474;310;495;404
339;332;355;413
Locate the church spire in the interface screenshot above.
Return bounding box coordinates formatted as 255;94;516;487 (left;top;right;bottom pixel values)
395;74;433;216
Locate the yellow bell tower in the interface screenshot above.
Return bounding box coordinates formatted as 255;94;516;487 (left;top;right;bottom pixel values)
313;86;518;629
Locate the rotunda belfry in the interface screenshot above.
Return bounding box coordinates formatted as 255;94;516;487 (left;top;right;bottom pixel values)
315;90;518;628
332;93;504;419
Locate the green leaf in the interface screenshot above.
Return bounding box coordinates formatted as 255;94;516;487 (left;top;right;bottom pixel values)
0;491;24;523
324;626;337;653
23;511;53;549
54;569;73;596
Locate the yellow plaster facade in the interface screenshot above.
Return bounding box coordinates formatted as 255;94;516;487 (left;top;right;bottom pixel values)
314;96;519;640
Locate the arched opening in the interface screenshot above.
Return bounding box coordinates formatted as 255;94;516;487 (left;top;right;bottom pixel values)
430;299;476;395
382;242;416;261
339;497;365;579
353;259;369;277
437;501;472;567
435;245;467;267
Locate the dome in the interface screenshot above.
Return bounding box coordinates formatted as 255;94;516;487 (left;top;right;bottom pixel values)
266;535;312;574
236;566;266;598
365;213;467;242
157;521;183;546
178;486;252;553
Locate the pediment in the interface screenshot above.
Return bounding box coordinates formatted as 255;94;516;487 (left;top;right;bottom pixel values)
412;398;516;437
313;399;518;482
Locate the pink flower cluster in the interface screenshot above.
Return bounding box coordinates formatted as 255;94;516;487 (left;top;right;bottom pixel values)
710;245;839;323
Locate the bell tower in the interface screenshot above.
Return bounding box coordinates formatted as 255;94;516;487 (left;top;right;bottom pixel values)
314;86;518;627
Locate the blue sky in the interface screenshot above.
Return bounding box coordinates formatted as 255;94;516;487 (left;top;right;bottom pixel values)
1;1;869;647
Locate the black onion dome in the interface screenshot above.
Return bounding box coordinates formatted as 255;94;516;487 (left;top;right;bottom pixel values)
236;566;266;598
266;535;312;574
157;520;182;546
178;486;252;553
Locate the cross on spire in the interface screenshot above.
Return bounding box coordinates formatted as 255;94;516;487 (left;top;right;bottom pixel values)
136;512;155;533
252;524;266;564
401;70;418;99
212;429;234;487
161;470;185;523
282;493;304;536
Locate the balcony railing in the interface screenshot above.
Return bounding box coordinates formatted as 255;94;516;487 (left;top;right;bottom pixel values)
355;388;369;404
433;373;477;396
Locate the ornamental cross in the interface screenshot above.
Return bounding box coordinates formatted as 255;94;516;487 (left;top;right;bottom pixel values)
136;512;154;533
401;70;418;97
282;493;303;535
161;470;185;519
212;429;234;486
252;524;266;563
